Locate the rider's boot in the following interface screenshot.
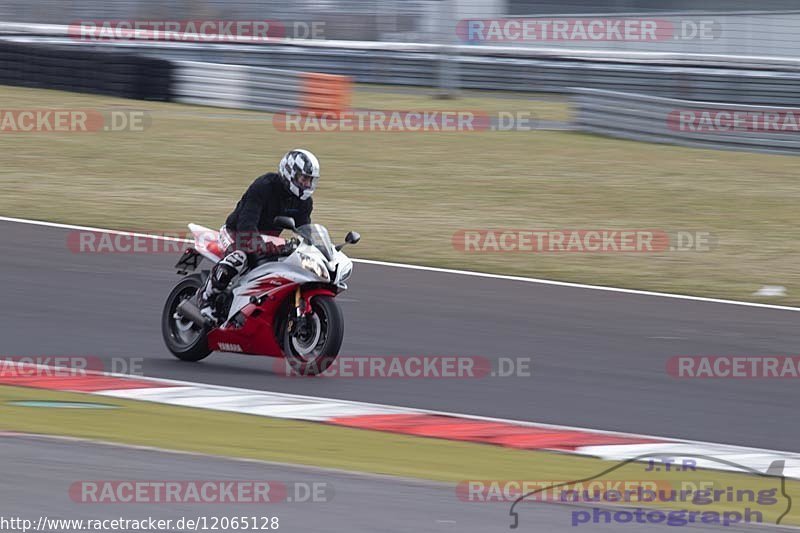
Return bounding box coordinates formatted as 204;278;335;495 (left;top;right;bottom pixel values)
197;250;248;324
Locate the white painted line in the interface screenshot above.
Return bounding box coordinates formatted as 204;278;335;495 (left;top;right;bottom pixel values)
0;215;193;243
0;215;797;312
353;258;800;312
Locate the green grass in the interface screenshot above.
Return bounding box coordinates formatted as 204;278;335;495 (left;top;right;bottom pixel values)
0;84;798;304
353;84;571;121
0;384;797;526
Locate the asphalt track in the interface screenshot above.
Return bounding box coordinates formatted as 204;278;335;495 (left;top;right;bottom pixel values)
0;435;783;533
0;220;797;451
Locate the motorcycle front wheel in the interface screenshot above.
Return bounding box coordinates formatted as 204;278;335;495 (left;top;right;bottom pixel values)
282;295;344;376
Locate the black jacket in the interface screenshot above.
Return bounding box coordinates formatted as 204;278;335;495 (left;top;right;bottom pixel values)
225;173;313;236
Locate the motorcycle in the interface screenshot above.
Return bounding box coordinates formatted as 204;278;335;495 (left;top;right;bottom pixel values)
161;216;360;375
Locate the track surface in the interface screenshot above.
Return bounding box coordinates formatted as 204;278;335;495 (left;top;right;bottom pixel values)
0;221;797;450
0;435;780;533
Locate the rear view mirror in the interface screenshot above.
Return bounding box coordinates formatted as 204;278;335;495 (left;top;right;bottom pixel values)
336;231;361;251
345;231;361;245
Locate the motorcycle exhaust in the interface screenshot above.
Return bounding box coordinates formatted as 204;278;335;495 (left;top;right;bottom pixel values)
176;299;213;328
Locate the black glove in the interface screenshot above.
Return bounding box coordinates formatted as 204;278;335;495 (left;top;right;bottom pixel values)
252;239;282;256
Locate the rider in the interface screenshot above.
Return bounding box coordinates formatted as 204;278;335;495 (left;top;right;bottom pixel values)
197;149;320;322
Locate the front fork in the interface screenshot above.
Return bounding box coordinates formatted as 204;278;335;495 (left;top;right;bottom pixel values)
288;287;312;336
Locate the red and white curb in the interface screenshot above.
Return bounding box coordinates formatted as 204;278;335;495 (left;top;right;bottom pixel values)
2;362;799;479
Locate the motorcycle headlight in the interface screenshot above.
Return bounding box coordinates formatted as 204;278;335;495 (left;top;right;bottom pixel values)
337;262;352;284
300;253;330;281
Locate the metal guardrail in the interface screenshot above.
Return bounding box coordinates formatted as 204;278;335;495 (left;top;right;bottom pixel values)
5;23;800;107
62;39;800;106
573;88;800;155
8;22;800;69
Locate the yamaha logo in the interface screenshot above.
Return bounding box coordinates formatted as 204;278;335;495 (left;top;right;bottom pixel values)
218;342;243;353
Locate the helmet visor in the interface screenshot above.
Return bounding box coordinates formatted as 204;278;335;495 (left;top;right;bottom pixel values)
292;173;318;194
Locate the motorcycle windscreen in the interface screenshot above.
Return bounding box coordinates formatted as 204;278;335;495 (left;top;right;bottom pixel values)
297;224;335;261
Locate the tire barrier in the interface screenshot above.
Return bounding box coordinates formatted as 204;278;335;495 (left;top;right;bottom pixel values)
0;40;172;100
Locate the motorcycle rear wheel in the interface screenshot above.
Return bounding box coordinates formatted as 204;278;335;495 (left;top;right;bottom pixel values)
161;274;212;362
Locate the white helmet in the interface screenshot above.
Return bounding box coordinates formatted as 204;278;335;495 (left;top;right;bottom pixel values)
278;149;320;200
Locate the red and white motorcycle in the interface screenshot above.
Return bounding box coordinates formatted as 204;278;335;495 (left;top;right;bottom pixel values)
161;216;359;375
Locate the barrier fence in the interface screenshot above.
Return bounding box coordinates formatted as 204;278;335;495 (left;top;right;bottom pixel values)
5;2;800;58
573;88;800;155
2;38;798;155
3;25;800;106
173;60;351;114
